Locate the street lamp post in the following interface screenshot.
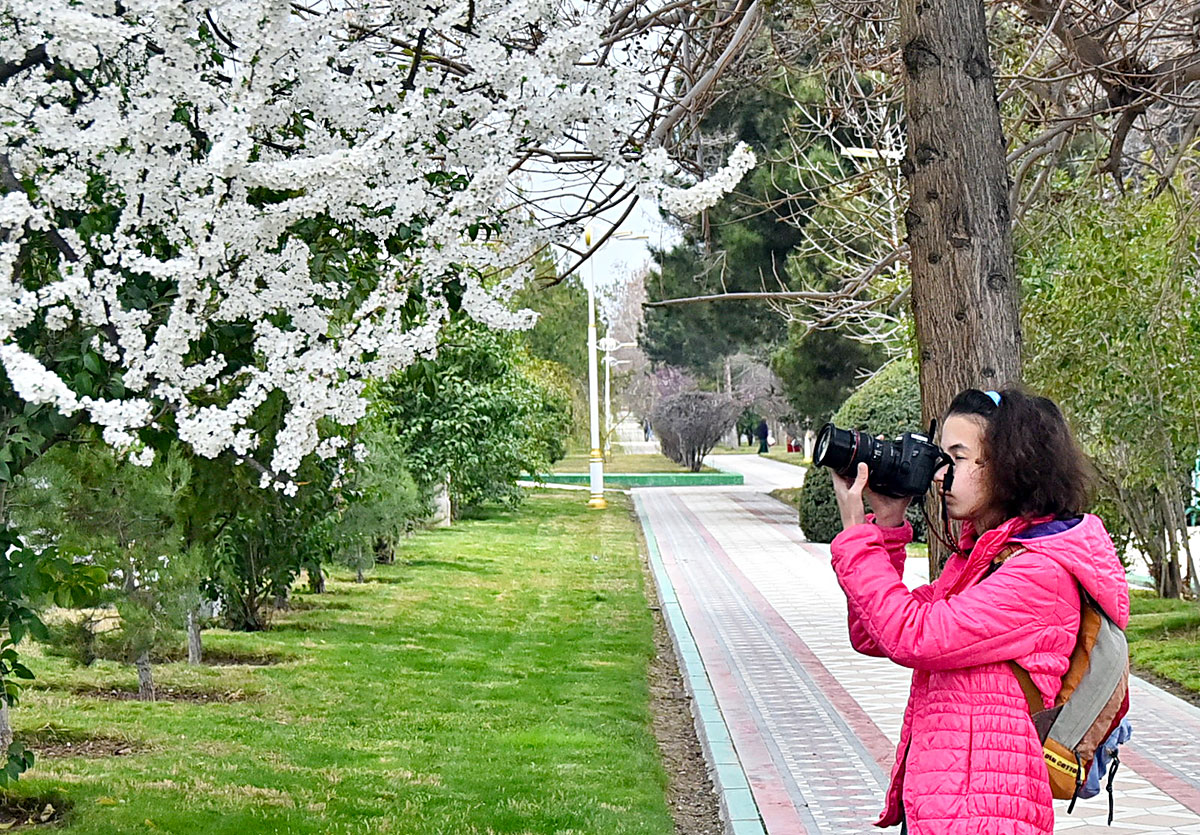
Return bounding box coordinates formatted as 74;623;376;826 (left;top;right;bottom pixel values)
585;228;606;509
597;337;635;456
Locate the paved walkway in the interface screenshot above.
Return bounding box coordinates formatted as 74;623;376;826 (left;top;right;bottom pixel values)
635;454;1200;835
613;415;658;455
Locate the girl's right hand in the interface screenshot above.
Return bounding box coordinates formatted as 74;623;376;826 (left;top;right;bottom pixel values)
831;462;912;529
866;488;912;529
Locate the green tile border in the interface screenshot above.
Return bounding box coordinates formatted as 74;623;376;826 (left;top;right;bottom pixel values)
633;493;765;835
529;472;744;487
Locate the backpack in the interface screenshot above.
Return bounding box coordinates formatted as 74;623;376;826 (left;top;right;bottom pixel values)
991;545;1131;824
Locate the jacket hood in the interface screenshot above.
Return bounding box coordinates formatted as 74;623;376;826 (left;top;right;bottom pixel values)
1008;514;1130;628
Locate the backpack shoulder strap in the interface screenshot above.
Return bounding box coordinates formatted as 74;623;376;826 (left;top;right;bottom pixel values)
988;545;1057;737
1008;661;1043;711
1008;660;1062;743
984;543;1027;578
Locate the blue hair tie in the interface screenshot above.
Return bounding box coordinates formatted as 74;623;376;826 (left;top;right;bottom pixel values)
985;390;1001;406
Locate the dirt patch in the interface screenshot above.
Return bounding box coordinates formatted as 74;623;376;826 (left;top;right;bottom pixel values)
0;795;68;829
1133;665;1200;709
286;597;353;611
634;508;723;835
21;727;143;759
200;648;286;667
73;685;252;704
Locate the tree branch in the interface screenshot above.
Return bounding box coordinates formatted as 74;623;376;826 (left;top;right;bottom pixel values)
650;0;763;146
0;44;47;86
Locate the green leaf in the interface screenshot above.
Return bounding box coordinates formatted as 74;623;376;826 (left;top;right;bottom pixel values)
26;619;48;642
5;759;23;782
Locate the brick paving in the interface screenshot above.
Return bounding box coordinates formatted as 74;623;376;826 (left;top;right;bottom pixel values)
635;455;1200;834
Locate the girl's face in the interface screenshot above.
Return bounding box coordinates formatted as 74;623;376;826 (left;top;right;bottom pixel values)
934;414;998;528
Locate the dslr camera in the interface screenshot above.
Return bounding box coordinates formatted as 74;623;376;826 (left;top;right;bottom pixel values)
813;423;948;498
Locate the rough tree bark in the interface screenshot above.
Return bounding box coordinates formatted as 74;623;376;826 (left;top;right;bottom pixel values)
0;701;11;751
135;650;155;701
309;562;326;594
187;608;203;665
899;0;1022;577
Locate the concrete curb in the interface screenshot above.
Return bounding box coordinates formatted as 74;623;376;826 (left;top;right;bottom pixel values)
633;492;766;835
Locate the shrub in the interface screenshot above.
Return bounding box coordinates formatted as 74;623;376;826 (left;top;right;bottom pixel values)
651;392;742;472
379;320;573;516
797;358;927;543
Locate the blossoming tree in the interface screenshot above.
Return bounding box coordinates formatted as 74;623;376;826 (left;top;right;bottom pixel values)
0;0;757;780
0;0;755;485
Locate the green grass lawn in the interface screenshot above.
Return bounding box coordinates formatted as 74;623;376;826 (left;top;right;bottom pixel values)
769;487;803;509
709;444;756;455
761;451;809;468
12;491;675;835
1127;589;1200;697
550;452;714;474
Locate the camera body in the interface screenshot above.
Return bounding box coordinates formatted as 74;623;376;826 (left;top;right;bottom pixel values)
813;423;946;498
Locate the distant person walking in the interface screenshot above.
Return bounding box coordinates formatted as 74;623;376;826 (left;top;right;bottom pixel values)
755;419;769;454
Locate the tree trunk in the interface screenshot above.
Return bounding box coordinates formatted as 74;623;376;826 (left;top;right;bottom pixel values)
900;0;1022;578
0;700;12;752
309;563;326;595
273;587;290;611
187;608;203;664
136;650;155;701
431;477;453;527
375;537;394;565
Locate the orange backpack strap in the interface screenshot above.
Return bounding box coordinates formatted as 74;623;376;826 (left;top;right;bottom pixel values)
1008;661;1043;713
988;545;1061;741
1008;661;1060;743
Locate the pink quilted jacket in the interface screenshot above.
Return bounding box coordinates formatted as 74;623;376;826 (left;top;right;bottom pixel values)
830;514;1129;835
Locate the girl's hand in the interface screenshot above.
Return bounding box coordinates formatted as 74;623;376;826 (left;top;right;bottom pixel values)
831;463;869;529
867;490;912;528
831;463;913;530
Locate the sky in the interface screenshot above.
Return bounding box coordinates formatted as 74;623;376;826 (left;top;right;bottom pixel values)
583;197;681;291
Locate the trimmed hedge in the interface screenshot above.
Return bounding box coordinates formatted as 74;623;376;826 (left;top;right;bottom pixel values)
798;358;927;543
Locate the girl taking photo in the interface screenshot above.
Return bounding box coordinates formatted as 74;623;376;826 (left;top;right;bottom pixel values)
830;388;1129;835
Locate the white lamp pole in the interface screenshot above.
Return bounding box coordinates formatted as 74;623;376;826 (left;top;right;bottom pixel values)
597;337;635;456
585;227;606;509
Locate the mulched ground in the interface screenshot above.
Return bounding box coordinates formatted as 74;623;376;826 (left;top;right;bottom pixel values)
0;795;67;829
1133;665;1200;709
198;648;284;667
28;736;141;759
71;685;250;703
648;606;724;835
638;511;724;835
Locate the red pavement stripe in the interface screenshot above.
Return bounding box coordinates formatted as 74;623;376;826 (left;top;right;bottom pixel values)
672;494;899;773
1118;748;1200;817
650;493;810;833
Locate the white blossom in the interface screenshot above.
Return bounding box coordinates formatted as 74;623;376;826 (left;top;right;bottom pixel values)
0;0;751;482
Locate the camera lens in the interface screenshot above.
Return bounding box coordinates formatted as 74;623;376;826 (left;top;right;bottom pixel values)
814;423;863;475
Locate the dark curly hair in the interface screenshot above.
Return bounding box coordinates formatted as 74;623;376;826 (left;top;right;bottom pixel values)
945;387;1094;521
